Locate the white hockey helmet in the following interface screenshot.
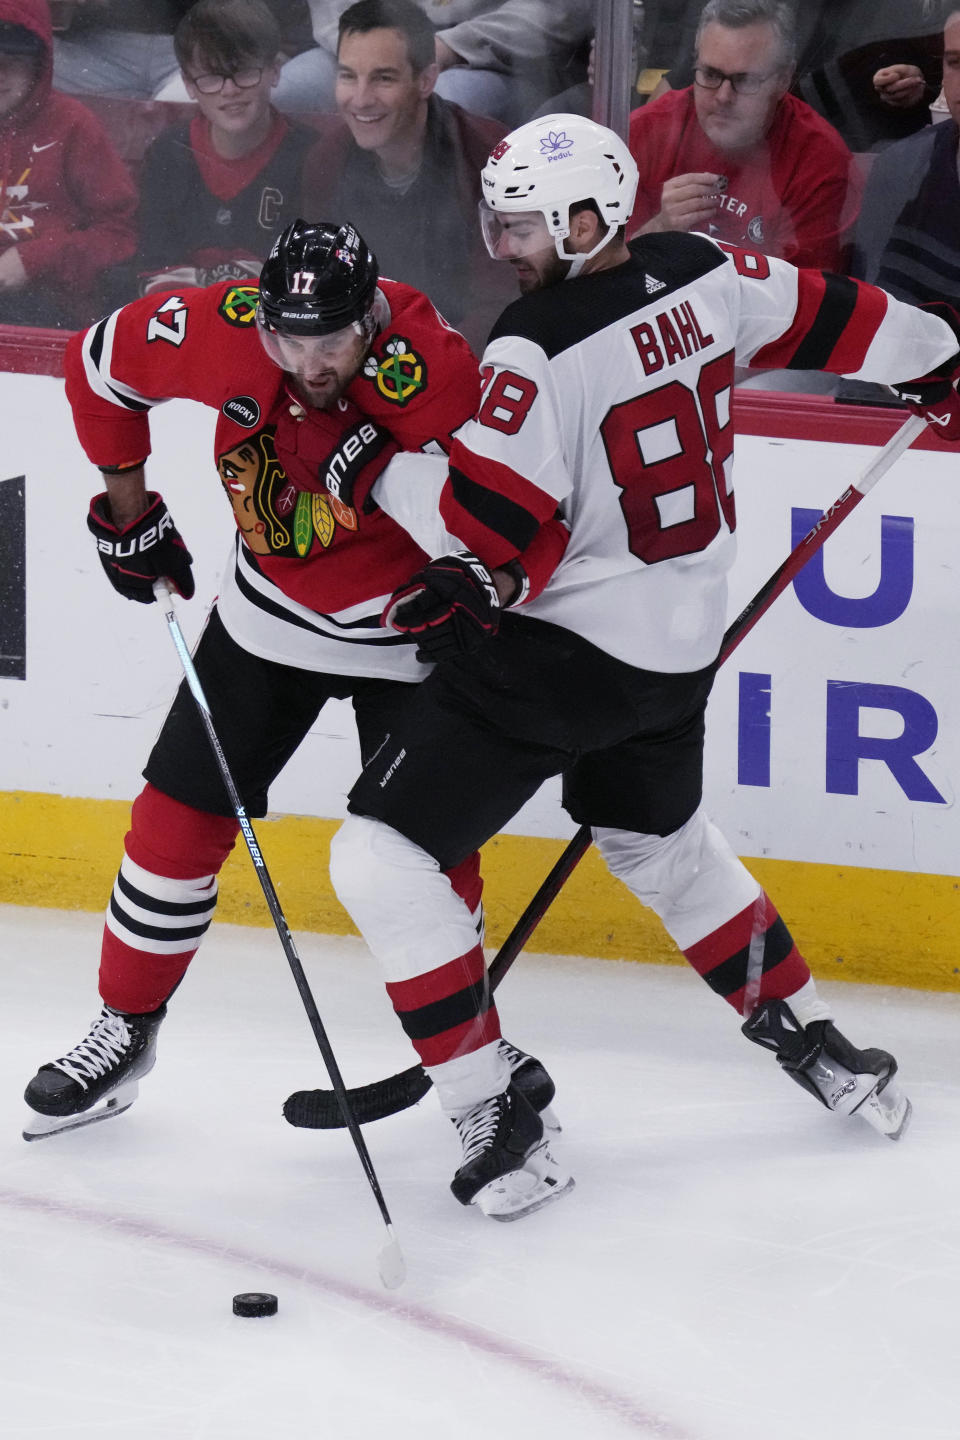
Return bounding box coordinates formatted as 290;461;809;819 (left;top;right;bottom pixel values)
479;113;639;278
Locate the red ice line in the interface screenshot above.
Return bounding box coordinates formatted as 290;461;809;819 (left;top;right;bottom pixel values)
0;1185;698;1440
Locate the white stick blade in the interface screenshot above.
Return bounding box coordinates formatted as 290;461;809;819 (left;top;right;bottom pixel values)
378;1232;406;1289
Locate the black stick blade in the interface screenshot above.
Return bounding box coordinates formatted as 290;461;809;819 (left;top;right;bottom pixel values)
284;1062;433;1128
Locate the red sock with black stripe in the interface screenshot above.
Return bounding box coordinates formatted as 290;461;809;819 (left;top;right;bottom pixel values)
384;943;501;1067
682;892;812;1015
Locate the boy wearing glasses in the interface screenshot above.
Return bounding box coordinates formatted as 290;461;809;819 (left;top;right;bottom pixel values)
627;0;861;272
123;0;314;298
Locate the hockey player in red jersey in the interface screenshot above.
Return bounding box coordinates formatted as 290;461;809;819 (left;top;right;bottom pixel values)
23;218;566;1155
328;113;960;1220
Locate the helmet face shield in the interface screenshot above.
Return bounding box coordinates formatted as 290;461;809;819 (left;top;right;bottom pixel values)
479;202;555;261
257;312;369;372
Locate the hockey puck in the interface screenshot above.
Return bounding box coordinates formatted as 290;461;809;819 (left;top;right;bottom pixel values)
232;1292;278;1318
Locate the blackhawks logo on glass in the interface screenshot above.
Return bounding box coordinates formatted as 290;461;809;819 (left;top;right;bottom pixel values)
364;335;427;406
218;284;260;326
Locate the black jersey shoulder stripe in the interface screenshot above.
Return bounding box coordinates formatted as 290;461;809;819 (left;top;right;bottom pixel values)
235;547;409;645
487;233;727;361
87;318;152;413
787;272;860;370
447;465;542;551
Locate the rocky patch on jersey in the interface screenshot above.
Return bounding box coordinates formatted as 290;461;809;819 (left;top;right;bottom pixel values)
217;428;344;558
363;336;427;406
222;395;261;428
218;284;260;327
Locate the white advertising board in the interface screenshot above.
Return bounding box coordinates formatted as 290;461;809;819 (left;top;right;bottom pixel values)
1;371;956;876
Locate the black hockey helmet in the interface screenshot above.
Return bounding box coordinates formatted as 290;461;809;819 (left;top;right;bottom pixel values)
257;219;379;336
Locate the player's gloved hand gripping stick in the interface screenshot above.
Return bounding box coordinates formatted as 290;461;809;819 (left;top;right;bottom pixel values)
88;491;194;602
284;408;928;1131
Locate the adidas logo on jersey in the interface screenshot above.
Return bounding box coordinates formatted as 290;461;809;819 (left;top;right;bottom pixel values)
645;274;667;294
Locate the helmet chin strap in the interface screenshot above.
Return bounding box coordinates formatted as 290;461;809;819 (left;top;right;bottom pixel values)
555;222;618;279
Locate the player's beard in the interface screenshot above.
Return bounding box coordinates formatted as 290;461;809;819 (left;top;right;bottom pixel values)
294;349;366;409
511;248;572;294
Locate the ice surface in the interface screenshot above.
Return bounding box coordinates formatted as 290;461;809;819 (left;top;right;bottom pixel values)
2;904;959;1440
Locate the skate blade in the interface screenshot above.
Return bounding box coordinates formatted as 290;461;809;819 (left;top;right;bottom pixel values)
474;1140;575;1222
22;1081;139;1142
854;1079;912;1142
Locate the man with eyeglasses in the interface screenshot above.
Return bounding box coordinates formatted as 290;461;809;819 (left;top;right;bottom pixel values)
626;0;861;272
107;0;316;303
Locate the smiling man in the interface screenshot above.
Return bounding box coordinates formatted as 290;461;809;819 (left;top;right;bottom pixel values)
627;0;861;272
301;0;513;347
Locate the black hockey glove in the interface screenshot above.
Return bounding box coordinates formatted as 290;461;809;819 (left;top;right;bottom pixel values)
890;299;960;442
383;551;501;662
87;491;195;603
889;376;960;442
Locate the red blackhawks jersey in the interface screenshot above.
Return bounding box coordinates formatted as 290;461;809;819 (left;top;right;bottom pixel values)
66;277;480;680
440;233;959;674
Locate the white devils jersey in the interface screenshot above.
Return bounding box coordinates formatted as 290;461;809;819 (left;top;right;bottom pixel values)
442;233;958;673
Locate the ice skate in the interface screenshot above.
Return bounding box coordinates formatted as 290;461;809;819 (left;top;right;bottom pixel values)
742;998;911;1140
449;1082;574;1221
23;1003;166;1141
498;1038;561;1132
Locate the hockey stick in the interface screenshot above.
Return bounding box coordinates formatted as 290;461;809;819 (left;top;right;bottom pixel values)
153;581;405;1289
283;409;928;1131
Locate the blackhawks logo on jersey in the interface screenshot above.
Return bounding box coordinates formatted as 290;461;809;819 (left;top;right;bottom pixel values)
217;427;346;558
363;335;427;406
218;284;260;327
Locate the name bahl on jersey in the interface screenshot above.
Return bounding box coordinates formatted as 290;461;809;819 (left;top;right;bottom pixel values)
439;232;959;674
65;276;481;680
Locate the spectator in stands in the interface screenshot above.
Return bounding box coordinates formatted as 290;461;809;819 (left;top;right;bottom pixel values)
110;0;315;302
660;1;947;151
0;0;136;328
51;0;316;108
301;0;514;348
790;0;946;153
306;0;593;126
851;8;960;307
626;0;861;273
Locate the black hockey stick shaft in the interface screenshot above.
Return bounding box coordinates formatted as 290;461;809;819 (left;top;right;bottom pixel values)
284;409;927;1130
154;582;404;1287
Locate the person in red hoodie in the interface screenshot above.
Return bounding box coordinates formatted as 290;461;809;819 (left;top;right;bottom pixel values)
0;0;136;328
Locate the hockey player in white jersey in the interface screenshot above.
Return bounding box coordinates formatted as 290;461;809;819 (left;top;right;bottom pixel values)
327;113;960;1220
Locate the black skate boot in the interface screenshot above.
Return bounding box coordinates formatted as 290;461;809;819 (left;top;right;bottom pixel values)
23;1003;166;1141
742;998;911;1140
498;1038;561;1132
449;1082;574;1221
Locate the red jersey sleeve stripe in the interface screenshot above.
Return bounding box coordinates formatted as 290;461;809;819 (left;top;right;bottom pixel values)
815;277;889;375
750;269;827;369
442;447;558;565
752;272;888;374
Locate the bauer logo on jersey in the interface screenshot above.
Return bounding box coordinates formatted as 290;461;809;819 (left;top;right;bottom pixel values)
321;419;390;509
218;284;260;326
539;129;574;162
222;395;261;428
363;336;427;407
